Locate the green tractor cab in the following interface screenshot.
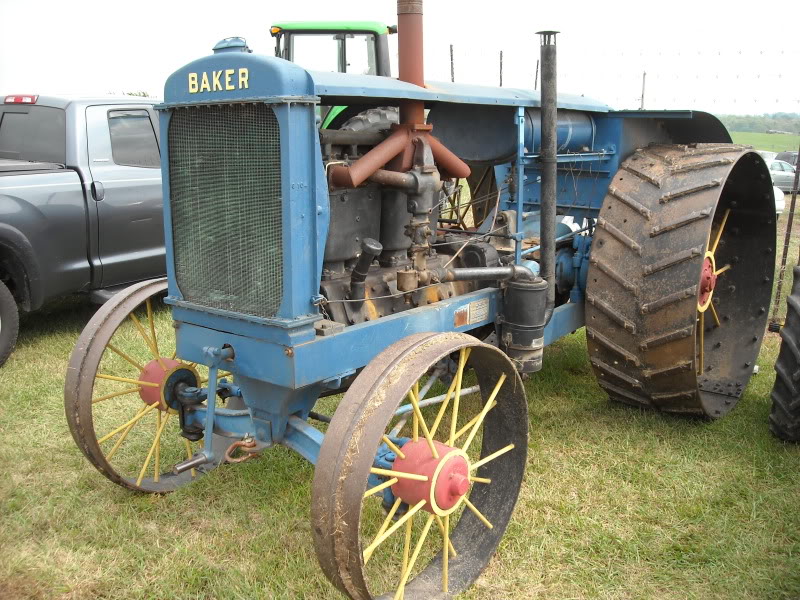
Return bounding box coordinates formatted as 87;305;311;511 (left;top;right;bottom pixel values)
270;21;396;128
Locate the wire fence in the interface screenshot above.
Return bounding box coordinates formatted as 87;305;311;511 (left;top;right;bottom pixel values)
408;45;800;117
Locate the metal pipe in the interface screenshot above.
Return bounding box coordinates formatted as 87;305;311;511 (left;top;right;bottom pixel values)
397;0;425;124
429;135;471;178
537;30;559;324
173;453;210;474
394;385;481;417
329;127;410;188
439;265;534;283
349;238;383;306
368;168;417;188
319;129;387;146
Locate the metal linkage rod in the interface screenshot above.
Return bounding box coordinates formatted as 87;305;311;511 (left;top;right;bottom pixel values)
769;141;800;331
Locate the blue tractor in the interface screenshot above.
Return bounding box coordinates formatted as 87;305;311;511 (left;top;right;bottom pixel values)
65;2;776;597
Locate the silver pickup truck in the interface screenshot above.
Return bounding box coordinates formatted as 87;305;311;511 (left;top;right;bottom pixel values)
0;95;166;366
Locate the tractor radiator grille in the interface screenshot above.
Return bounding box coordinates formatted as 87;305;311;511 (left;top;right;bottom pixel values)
168;103;283;319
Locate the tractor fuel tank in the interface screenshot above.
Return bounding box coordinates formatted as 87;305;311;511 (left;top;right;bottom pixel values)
427;104;594;165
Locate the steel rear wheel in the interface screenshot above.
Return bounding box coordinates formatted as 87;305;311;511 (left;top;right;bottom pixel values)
65;278;226;492
312;332;528;600
586;144;776;418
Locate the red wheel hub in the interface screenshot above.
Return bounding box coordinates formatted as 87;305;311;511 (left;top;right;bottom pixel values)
391;439;471;515
698;256;717;308
138;358;181;409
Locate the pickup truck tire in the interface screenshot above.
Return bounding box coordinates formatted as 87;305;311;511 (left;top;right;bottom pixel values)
0;280;18;367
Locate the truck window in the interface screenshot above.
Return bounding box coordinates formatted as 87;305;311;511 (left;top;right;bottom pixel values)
108;109;160;168
0;106;66;163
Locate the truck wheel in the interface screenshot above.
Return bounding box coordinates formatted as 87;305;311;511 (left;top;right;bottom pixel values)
0;280;18;367
769;266;800;441
586;144;776;418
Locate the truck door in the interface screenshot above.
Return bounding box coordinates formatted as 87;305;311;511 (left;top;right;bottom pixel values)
85;105;165;288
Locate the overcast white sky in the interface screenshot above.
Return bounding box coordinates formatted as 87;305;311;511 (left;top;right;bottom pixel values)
1;0;798;115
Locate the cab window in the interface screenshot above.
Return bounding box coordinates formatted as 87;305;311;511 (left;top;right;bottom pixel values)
108;109;160;168
289;32;377;75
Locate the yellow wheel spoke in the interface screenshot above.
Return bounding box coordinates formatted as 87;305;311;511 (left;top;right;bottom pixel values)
463;496;493;529
454;401;496;441
401;512;413;596
407;388;439;459
129;312;165;369
709;208;731;254
382;435;406;460
697;311;705;375
146;298;161;359
364;477;398;499
470;475;491;484
183;437;197;478
375;497;403;541
412;411;419;442
470;443;515;471
106;404;148;460
370;467;427;482
154;411;161;483
98;403;157;444
105;343;145;372
462;373;506;453
709;302;721;328
441;514;450;593
171;349;178;360
96;373;159;387
435;514;457;558
136;411;171;487
394;514;435;600
448;348;472;446
363;499;426;563
714;264;731;276
429;375;458;439
92;386;141;404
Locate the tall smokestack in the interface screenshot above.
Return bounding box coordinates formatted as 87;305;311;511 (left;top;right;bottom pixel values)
397;0;425;124
537;30;558;323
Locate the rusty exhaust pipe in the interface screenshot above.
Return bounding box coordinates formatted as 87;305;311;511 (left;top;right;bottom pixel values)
329;0;470;187
397;0;425;124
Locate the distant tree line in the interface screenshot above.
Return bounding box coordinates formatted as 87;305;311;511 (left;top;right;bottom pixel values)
715;113;800;134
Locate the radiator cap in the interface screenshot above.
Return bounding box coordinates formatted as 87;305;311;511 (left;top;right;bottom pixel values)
213;37;252;54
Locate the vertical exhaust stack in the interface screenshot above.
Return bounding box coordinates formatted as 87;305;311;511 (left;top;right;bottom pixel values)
397;0;426;124
537;30;559;322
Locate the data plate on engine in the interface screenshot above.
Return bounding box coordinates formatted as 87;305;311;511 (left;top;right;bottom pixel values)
454;298;490;327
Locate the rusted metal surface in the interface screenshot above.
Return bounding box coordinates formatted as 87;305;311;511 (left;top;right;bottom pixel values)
329;0;471;191
586;144;775;418
397;0;425;125
224;438;258;463
311;332;528;599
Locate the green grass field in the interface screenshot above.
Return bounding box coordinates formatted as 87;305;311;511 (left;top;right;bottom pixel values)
1;209;799;599
730;131;800;154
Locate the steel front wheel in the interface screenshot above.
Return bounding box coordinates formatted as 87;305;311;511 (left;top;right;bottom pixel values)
312;332;528;600
65;279;224;492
